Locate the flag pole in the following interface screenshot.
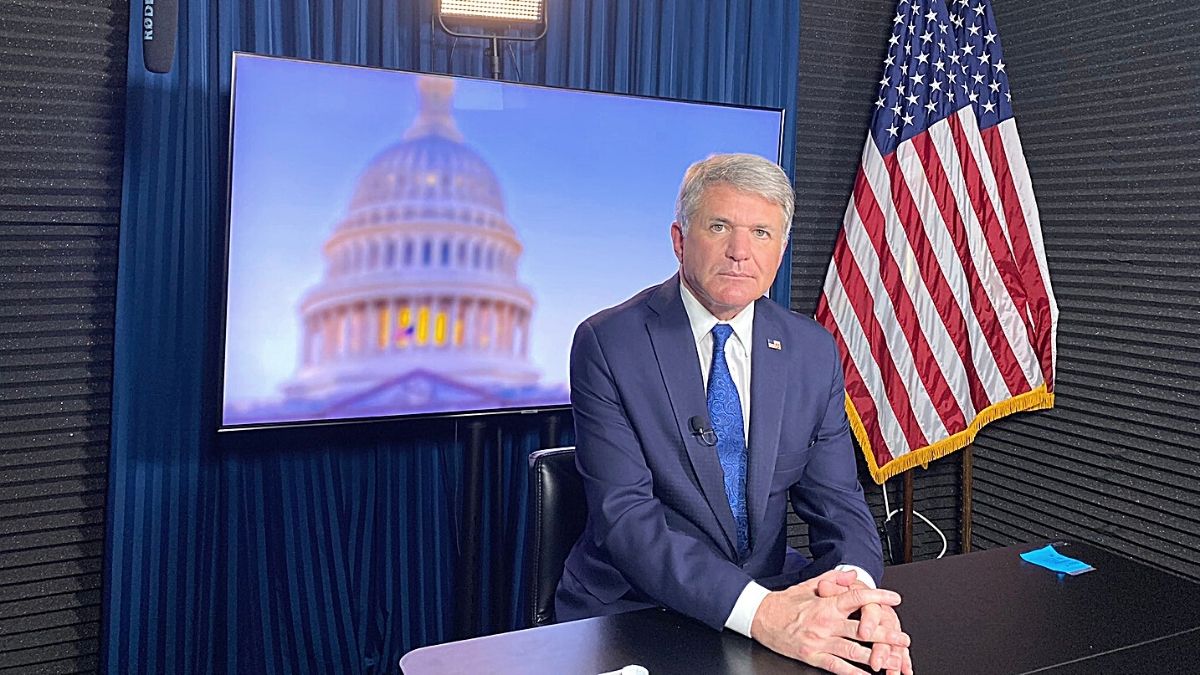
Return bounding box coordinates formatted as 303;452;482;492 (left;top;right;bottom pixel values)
902;468;914;563
961;445;974;553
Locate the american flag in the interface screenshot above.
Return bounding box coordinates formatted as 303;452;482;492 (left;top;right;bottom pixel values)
816;0;1058;483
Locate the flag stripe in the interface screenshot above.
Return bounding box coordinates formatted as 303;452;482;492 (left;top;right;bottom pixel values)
997;119;1059;373
815;287;891;461
846;169;952;442
982;122;1056;388
919;112;1030;396
887;134;995;417
827;220;930;452
947;111;1044;387
854;154;970;434
903;125;1014;403
818;258;905;456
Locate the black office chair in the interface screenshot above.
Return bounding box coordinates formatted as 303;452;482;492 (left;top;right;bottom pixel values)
525;446;587;627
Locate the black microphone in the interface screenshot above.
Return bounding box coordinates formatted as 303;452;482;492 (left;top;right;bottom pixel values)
688;415;718;447
142;0;179;74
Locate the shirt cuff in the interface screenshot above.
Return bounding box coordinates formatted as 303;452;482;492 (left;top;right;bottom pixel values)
835;564;877;589
724;580;771;638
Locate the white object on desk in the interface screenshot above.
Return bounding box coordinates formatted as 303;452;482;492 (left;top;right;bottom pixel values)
599;666;649;675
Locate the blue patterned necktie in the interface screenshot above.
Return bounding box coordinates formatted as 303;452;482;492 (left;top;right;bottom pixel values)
707;323;749;558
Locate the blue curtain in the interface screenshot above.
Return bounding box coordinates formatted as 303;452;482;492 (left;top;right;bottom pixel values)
103;1;799;673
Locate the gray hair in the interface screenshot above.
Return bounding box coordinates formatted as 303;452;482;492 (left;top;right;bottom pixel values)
674;153;795;243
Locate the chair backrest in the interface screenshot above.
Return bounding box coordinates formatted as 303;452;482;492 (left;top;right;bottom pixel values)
525;446;586;627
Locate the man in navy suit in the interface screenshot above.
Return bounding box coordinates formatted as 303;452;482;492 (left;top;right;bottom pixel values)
556;154;912;674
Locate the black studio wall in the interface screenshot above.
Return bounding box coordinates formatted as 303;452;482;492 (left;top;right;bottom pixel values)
0;0;127;671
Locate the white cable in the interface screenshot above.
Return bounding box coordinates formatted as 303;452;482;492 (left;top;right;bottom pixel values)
880;482;948;559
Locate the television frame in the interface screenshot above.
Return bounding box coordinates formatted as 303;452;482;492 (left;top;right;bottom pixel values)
216;52;786;432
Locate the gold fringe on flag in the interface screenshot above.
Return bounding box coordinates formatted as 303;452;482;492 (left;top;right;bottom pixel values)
848;384;1055;485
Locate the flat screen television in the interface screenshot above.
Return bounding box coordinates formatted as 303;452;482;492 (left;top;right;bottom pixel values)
220;53;784;430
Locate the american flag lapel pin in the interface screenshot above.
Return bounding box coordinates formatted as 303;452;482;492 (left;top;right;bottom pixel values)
767;339;782;351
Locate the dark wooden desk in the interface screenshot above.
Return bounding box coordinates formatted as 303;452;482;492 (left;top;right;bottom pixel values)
1034;626;1200;674
882;541;1200;674
401;541;1200;674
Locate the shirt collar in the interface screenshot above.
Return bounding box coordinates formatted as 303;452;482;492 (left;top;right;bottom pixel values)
679;278;755;350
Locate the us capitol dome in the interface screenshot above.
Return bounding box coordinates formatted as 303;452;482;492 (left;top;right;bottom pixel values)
281;75;540;415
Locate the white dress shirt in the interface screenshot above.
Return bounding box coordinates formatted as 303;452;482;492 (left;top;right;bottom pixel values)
677;282;876;639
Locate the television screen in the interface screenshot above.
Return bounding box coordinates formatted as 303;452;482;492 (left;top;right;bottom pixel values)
220;53;784;430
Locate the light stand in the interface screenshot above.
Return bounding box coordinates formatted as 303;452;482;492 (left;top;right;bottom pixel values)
434;0;548;80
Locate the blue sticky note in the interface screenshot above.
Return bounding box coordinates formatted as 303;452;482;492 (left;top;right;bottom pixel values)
1020;545;1095;575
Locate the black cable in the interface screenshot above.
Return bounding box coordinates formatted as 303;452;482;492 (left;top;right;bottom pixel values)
505;41;523;82
447;36;458;71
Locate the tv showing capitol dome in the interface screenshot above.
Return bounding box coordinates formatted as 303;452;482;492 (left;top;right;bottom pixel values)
219;53;784;430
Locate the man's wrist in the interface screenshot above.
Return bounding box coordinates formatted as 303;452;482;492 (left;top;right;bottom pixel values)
835;564;876;589
726;567;874;638
724;580;771;638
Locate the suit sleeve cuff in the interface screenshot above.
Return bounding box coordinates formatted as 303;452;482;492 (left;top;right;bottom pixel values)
835;564;877;589
724;580;771;638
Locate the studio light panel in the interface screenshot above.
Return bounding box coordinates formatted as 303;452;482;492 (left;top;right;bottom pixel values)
440;0;543;23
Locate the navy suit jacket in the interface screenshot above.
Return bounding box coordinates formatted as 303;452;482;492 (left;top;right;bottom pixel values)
555;275;882;631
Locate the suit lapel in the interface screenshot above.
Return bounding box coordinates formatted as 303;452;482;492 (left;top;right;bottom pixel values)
645;276;740;555
747;300;787;549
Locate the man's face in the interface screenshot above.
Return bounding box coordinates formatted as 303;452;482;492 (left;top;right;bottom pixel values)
671;183;788;320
